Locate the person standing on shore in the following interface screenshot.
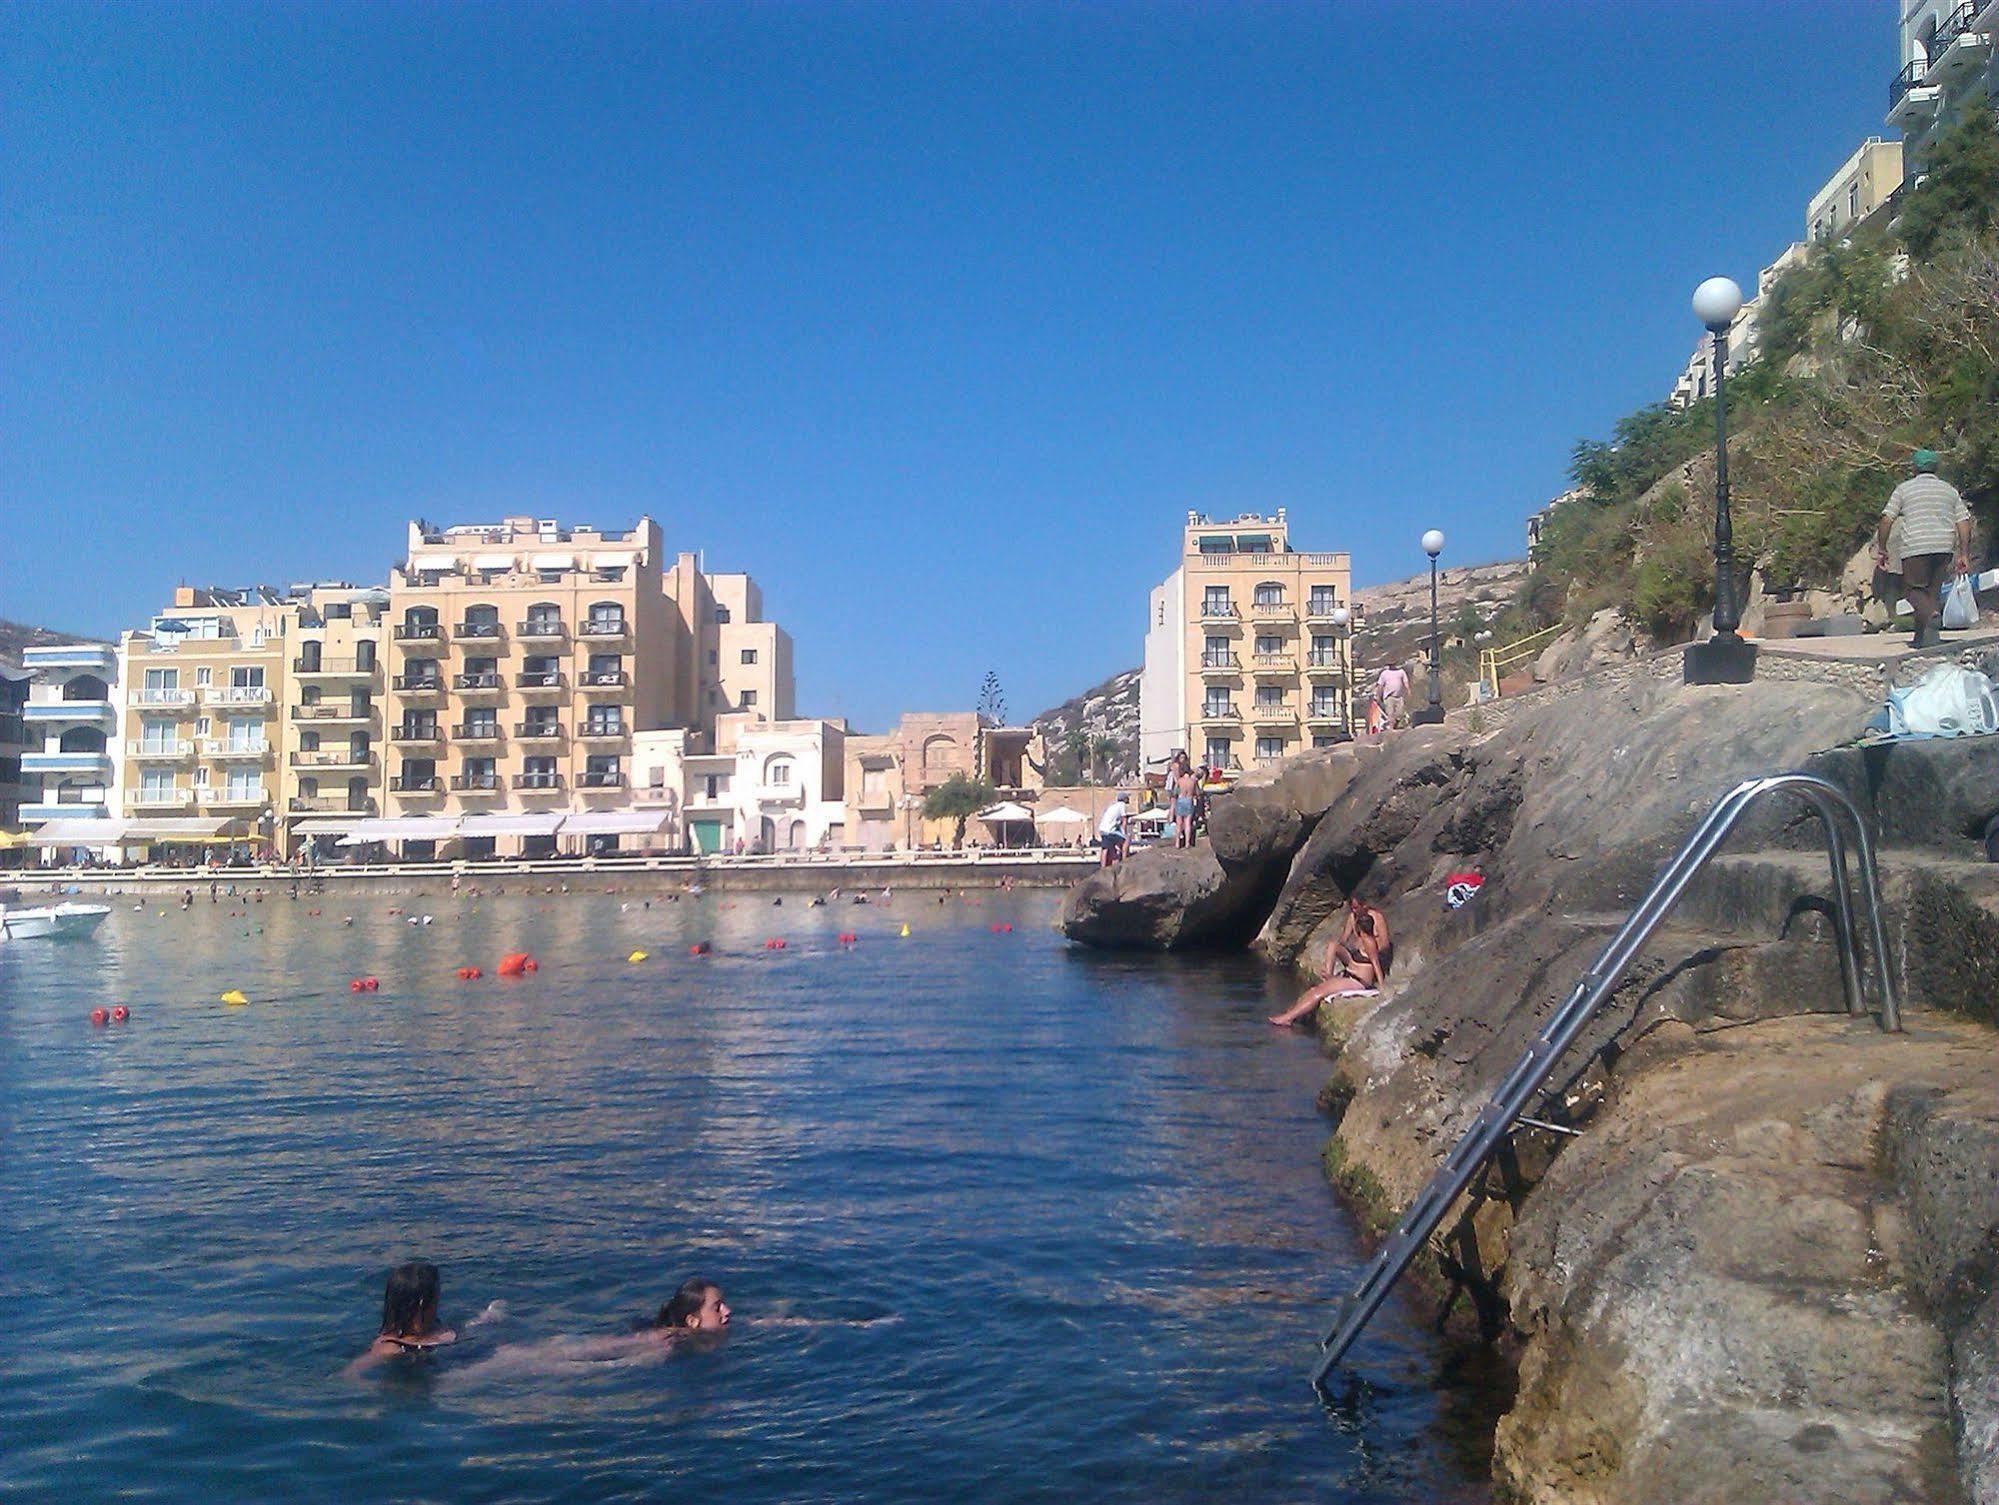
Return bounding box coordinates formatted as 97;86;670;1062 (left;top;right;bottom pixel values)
1097;793;1128;868
1172;764;1199;849
1374;662;1410;731
1877;448;1971;648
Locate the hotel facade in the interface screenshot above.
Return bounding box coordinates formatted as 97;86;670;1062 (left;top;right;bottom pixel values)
1139;511;1355;775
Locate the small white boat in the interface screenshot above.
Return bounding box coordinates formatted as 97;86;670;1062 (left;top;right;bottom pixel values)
0;900;113;941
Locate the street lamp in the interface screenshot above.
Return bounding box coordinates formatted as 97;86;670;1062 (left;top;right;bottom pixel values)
1684;275;1759;685
1409;530;1447;725
1330;604;1353;737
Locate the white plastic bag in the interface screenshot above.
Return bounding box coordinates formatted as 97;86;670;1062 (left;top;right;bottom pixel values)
1942;573;1979;630
1886;663;1999;737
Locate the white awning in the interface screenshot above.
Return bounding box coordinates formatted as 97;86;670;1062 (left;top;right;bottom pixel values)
335;816;463;846
471;552;517;569
560;810;670;835
457;813;565;837
978;802;1035;822
28;817;132;845
290;816;367;834
1036;805;1090;824
586;551;637;570
530;552;575;570
124;817;242;840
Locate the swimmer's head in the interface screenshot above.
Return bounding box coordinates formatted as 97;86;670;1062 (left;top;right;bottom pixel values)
380;1260;442;1337
658;1277;729;1331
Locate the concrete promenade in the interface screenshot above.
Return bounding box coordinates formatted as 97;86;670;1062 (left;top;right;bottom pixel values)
8;847;1099;897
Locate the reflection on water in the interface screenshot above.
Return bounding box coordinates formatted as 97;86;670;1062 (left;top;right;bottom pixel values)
0;889;1498;1502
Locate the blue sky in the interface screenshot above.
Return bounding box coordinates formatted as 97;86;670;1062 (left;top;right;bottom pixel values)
3;2;1896;729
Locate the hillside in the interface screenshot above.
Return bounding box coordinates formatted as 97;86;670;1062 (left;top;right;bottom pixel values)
1029;666;1140;784
0;617;101;666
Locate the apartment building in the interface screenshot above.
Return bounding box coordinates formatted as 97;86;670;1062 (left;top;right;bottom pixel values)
1807;137;1905;242
17;643;122;837
0;664;31;829
660;552;796;734
280;585;388;853
1138;511;1355;775
717;712;847;852
378;517;672;849
1888;0;1997;175
842;732;903;852
118;590;291;845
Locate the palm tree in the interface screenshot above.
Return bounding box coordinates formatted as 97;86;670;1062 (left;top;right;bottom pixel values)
1091;736;1119;785
1064;729;1089;784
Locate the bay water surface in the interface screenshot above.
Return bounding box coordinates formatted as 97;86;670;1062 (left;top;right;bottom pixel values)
0;887;1496;1502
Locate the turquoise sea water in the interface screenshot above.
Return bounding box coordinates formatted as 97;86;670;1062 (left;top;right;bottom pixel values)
0;888;1495;1502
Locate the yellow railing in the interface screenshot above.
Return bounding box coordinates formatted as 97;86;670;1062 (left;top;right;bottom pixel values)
1479;623;1565;698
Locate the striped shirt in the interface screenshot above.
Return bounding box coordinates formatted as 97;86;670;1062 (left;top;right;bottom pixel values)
1883;473;1970;556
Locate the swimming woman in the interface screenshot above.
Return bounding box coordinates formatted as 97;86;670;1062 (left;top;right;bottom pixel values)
352;1260;458;1367
653;1277;729;1334
443;1277;730;1382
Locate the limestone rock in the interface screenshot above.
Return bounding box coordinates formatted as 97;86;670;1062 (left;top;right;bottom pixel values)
1059;844;1271;950
1205;748;1355;875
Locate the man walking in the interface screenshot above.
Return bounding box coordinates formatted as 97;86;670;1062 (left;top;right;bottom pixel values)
1877;449;1972;648
1374;662;1411;731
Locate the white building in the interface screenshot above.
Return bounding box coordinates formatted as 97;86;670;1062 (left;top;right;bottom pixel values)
1888;0;1998;176
720;713;847;854
1137;570;1186;771
1807;137;1904;242
18;643;123;853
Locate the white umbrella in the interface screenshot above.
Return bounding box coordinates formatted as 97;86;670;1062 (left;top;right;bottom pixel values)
1130;808;1172;826
977;802;1035;822
1035;805;1089;825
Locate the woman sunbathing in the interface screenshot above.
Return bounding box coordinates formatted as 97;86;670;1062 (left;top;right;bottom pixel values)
1267;899;1391;1027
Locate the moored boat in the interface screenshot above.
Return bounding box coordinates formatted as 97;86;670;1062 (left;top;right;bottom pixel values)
0;895;113;941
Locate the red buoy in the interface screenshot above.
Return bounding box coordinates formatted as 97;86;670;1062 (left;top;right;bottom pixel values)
349;978;365;993
110;1005;130;1023
688;941;711;956
497;952;534;977
89;1007;109;1027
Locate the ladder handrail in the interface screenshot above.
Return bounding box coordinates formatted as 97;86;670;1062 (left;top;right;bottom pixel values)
1310;771;1896;1393
1479;623;1566;696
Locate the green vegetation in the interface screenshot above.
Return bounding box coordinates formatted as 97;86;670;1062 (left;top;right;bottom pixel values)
922;772;995;849
1527;98;1999;643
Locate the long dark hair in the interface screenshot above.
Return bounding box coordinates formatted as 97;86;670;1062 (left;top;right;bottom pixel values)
657;1277;718;1329
379;1261;441;1337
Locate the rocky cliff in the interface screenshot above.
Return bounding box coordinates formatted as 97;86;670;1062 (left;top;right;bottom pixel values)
1062;650;1999;1504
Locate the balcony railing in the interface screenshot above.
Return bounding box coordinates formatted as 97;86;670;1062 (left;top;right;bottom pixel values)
513;772;565;790
390;775;440;793
452;672;503;691
291;750;373;768
1305;652;1343;669
393;623;444;642
515;721;564;740
21;751;112;773
128;738;195;758
293;702;374;721
1201;703;1241;722
451;773;502;792
516;619;566;639
516;671;566;691
1199;603;1240;621
1251;703;1295;724
452;723;504;741
199;738;270;759
292;656;376;675
1890;56;1941;110
1304;599;1342;622
576;770;624;789
203;685;272;706
390;725;442;743
578;724;628;740
579;619;628;637
201;787;268;808
1251;653;1295;673
130;688;196;707
392;673;443;692
1248;598;1292;620
1198;653;1241;672
1305;705;1344;723
580;670;628;688
454;621;503;639
130;788;196;808
289;795;378;814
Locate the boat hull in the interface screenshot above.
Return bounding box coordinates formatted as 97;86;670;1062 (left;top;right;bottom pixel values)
0;903;112;941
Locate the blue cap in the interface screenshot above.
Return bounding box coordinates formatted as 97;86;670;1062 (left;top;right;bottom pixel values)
1913;448;1939;470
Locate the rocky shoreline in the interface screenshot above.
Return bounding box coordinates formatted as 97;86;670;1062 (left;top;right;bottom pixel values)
1063;650;1999;1504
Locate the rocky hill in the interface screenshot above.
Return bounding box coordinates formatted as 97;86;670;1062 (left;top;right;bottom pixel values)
1029;666;1140;784
0;617;98;667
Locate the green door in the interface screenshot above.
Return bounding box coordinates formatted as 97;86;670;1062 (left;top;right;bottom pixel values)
691;819;723;855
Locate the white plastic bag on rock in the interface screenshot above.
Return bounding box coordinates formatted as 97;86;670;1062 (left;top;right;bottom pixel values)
1887;663;1999;737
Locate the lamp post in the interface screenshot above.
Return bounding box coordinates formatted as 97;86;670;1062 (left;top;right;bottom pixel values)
1330;604;1352;738
1409;531;1447;725
1683;275;1759;684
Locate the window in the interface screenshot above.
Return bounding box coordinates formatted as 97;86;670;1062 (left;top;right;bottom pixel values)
140;768;174;798
1203;738;1230;767
224;769;262;801
647;764;666;789
1255;687;1285;711
713;605;731;624
741;689;757;707
462;707;499;735
139;719;177;753
524;603;562;633
704;773;726;799
1847;184;1859;220
767;759;793;786
143;667;178;691
225;716;261;751
587;601;625;631
1255;635;1280;656
522;756;556;785
1309;694;1339;717
1255;736;1283;760
1202;586;1232;618
707;649;718;666
1312;735;1337;749
195;667;212;686
740;648;758;665
523;705;559;732
1308;588;1336;614
1203;692;1232;717
585;704;624;734
466;756;498;782
1253;582;1283;608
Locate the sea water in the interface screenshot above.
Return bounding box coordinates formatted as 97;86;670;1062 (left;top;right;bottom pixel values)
0;887;1496;1502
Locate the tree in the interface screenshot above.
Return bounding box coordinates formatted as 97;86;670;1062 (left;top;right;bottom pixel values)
976;670;1007;727
1063;728;1089;783
1897;97;1999;259
923;772;995;850
1090;735;1120;784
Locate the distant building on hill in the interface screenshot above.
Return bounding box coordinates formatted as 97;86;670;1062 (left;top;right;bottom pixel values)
1808;136;1904;242
1888;0;1998;176
1526;488;1585;562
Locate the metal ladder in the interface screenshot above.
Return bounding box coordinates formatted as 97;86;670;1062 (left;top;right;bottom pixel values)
1310;771;1898;1392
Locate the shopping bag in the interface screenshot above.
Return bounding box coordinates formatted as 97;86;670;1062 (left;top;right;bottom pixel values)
1942;573;1979;630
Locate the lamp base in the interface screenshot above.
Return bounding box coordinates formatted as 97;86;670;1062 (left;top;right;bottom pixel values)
1683;634;1758;685
1408;705;1446;726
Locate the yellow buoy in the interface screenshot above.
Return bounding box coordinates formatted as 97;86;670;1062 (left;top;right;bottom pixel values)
220;989;248;1006
627;949;649;963
899;923;910;938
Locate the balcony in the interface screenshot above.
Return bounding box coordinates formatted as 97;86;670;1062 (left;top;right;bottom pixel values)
393;623;445;643
1303;599;1343;624
1889;58;1943;123
392;674;443;693
514;721;564;741
1930;4;1989;78
1304;705;1345;727
390;775;441;794
452;723;505;742
1247;598;1293;623
451;772;503;793
290;749;373;769
22;750;112;775
1199;603;1242;627
130;788;196;809
201;786;268;809
1200;703;1241;723
204;685;273;707
512;772;565;791
1250;703;1295;728
21;800;112;822
128;738;195;759
453;620;503;640
199;738;270;759
292;702;375;722
578;618;629;639
125;689;193;710
1304;652;1344;676
515;618;566;640
452;671;504;692
576;770;624;790
1198;653;1242;677
516;671;566;692
577;723;628;741
22;644;116;672
289;795;378;814
292;656;376;676
754;782;803;806
390;725;443;744
1251;653;1295;675
580;669;628;689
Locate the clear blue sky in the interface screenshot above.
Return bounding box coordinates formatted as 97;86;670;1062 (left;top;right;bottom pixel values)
2;1;1896;729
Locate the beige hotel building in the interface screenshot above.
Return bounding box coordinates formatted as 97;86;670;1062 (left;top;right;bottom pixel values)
1138;510;1354;774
